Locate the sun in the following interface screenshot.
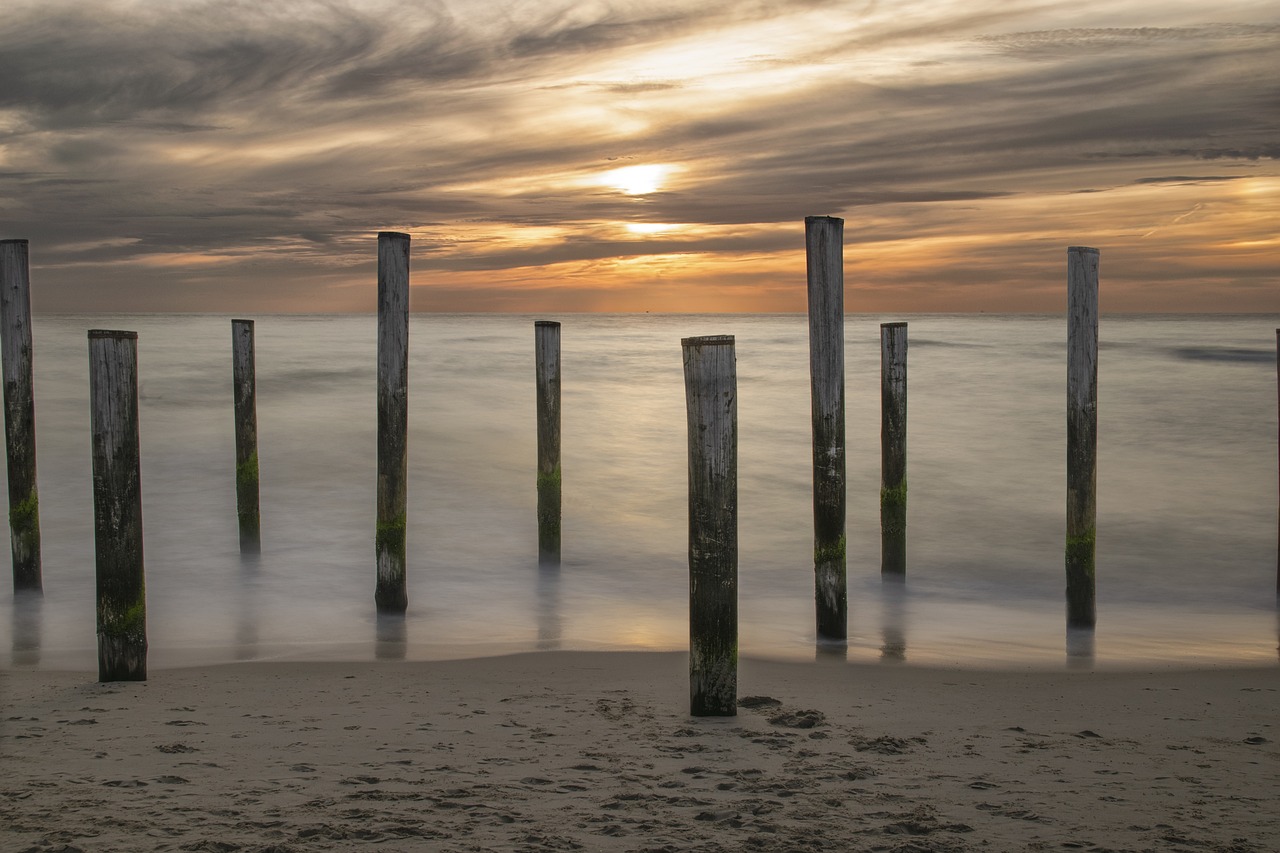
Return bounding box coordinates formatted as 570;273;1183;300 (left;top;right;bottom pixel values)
599;164;672;195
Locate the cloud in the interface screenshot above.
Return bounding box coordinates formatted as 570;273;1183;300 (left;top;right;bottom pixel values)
0;0;1276;311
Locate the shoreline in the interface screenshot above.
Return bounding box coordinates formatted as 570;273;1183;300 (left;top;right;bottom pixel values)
4;651;1279;851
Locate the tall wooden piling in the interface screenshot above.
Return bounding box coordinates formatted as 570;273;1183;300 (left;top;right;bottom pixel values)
231;319;260;553
1;239;41;593
880;322;907;576
1275;328;1278;595
535;321;561;566
682;335;737;717
376;232;410;613
805;216;846;639
1066;247;1099;628
89;330;146;682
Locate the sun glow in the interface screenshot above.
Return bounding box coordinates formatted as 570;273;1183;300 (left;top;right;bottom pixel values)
625;222;679;234
600;164;672;195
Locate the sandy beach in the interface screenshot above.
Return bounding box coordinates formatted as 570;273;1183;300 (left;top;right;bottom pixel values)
3;652;1278;852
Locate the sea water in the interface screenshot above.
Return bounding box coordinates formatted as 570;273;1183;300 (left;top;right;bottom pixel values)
3;313;1278;670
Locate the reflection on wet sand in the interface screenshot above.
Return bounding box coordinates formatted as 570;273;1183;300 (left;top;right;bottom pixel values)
11;589;42;665
376;613;407;661
880;577;907;663
537;564;562;650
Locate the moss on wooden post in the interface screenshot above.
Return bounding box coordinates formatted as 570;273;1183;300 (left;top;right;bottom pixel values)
805;216;846;639
535;321;561;566
232;319;260;553
1066;247;1099;628
682;335;737;717
1;239;41;593
376;232;410;613
89;329;147;682
880;322;907;576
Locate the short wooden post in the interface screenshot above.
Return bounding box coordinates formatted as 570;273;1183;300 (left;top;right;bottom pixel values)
682;335;737;717
805;216;846;639
376;232;410;613
881;322;907;576
535;321;561;565
1066;247;1099;628
89;330;146;682
231;319;260;553
1;239;41;593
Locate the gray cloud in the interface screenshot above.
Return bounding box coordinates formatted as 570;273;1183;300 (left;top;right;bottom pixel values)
0;0;1275;311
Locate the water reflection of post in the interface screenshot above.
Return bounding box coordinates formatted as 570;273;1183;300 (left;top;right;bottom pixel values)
880;576;906;662
11;588;42;665
537;564;562;650
233;551;261;661
375;613;407;661
1065;626;1096;669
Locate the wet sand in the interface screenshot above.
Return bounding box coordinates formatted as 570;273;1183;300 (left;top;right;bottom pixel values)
3;652;1278;852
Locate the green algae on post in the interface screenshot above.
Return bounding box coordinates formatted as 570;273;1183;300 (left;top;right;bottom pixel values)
376;232;410;613
1;239;42;593
805;216;847;640
535;321;562;566
682;335;738;717
89;329;147;682
880;322;907;576
232;319;261;553
1066;247;1099;628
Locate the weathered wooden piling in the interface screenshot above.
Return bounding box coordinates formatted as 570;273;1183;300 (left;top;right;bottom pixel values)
89;330;146;682
376;232;410;613
805;216;846;639
1;239;41;593
231;319;260;553
1066;247;1099;628
1275;328;1279;595
535;321;561;566
880;322;907;576
682;335;737;717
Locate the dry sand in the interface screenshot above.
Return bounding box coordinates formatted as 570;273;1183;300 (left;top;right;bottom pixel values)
3;652;1278;852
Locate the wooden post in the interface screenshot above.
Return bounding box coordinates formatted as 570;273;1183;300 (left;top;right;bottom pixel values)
376;232;410;613
682;335;737;717
231;319;260;553
89;330;146;682
1275;328;1279;595
1;239;41;593
535;320;561;566
881;322;907;576
1066;247;1099;628
805;216;846;639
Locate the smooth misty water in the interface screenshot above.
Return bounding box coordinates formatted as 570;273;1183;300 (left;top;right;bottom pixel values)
3;313;1278;670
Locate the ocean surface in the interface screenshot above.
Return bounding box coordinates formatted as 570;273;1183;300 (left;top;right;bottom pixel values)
3;313;1278;670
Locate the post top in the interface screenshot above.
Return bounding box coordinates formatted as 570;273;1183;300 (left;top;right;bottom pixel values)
0;238;29;245
231;318;254;326
881;321;908;329
804;215;844;225
1067;246;1099;254
534;320;561;328
88;329;138;340
681;334;735;348
378;231;411;241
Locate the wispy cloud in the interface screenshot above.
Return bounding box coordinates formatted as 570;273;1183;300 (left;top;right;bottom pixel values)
0;0;1275;311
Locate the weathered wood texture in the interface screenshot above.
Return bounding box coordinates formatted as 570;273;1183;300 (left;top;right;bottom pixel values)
535;321;562;566
376;232;410;613
1066;247;1099;628
805;216;846;639
880;322;907;576
1;239;41;593
231;319;260;553
682;335;737;717
89;330;146;682
1276;328;1279;594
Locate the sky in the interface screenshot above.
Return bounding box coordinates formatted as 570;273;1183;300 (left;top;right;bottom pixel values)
0;0;1276;313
